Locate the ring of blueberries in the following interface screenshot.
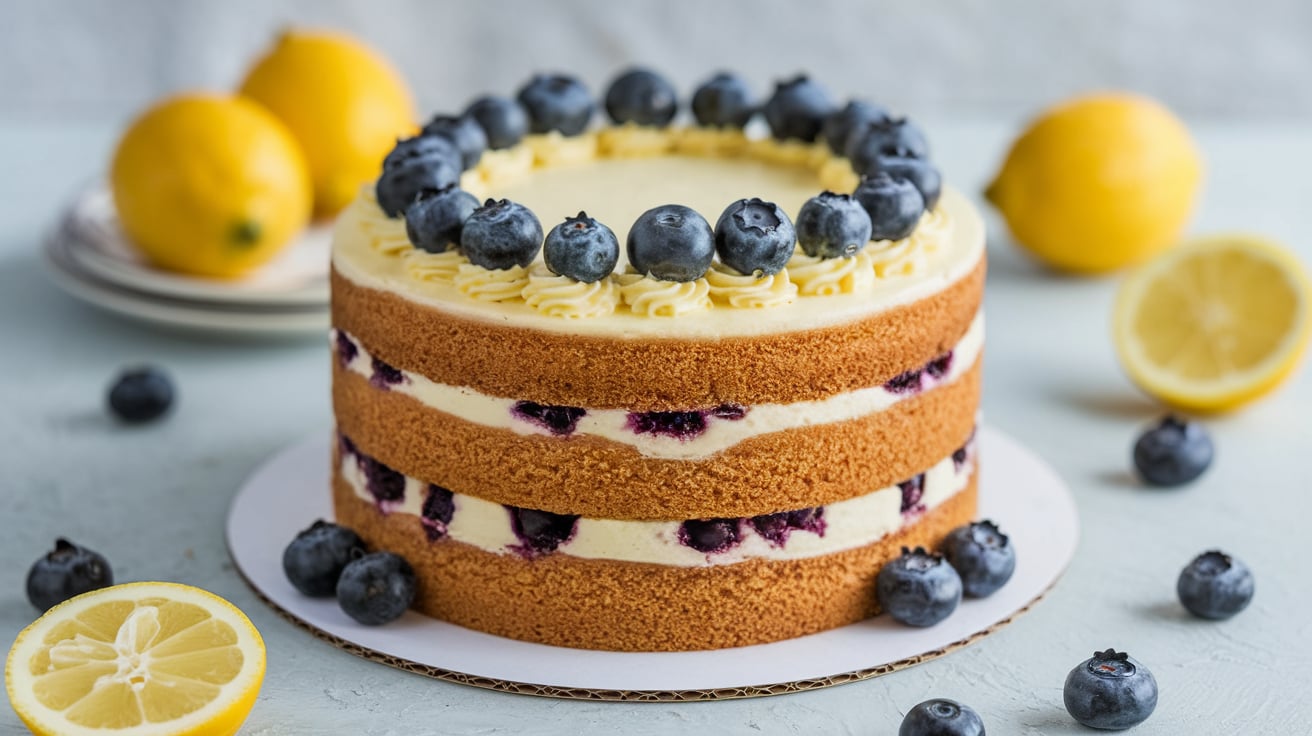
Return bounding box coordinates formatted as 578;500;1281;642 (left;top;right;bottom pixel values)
375;68;944;285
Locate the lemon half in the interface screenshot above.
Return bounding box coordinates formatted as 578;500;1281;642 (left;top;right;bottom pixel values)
1113;235;1312;412
6;582;265;736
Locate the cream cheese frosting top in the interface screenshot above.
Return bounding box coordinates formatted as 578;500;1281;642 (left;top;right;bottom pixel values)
332;131;985;339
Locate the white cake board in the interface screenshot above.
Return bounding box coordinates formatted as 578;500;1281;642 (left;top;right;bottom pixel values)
226;427;1078;700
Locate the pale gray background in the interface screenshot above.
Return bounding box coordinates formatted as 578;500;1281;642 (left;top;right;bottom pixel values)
4;0;1312;125
4;2;1312;735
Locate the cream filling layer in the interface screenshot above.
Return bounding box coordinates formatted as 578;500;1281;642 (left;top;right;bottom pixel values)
336;312;983;460
339;442;974;567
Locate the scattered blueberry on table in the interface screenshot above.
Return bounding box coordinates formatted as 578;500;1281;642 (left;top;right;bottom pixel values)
26;538;113;611
1133;415;1214;487
944;520;1016;598
899;698;986;736
876;546;962;627
107;366;175;424
1063;648;1158;730
690;72;756;128
543;212;620;283
283;520;367;597
1177;550;1254;620
460;198;544;270
713;198;796;276
336;551;417;626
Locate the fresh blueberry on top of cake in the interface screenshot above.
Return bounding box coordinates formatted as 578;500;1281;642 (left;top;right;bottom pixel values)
944;520;1016;598
404;186;480;253
375;154;461;218
751;507;825;547
382;134;461;172
1177;550;1254;620
460;198;544;270
516;73;595;136
627;410;707;439
422;113;489;170
795;191;874;259
1063;649;1158;730
464;95;530;150
876;546;962;627
821;100;890;156
679;518;743;554
861;154;943;211
604;67;678;127
421;484;456;541
543;212;620;283
762;75;836;142
854;172;926;242
714;198;796;276
690;71;756;128
512;400;587;436
508;507;580;555
627;204;716;281
846;116;931;164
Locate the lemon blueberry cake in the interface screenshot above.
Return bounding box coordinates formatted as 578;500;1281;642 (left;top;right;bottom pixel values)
329;69;986;651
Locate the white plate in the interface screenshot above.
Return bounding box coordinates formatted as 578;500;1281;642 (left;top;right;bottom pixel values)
57;186;330;307
44;234;329;337
226;427;1079;698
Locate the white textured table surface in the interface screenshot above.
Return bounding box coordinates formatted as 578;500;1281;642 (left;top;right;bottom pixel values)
1;119;1309;734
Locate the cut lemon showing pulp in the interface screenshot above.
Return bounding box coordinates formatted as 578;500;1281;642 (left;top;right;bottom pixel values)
1114;234;1312;412
6;582;265;736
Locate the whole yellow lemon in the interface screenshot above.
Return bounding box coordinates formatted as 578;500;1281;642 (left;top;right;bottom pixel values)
110;93;313;279
239;29;417;218
985;93;1203;275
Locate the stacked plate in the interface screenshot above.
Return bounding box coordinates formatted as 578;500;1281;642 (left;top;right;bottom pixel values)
44;186;332;337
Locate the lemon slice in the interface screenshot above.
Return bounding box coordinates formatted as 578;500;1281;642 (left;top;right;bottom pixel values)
1113;234;1312;412
6;582;265;736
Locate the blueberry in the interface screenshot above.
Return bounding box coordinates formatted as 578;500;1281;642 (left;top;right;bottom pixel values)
854;172;925;241
627;410;708;439
404;186;480;253
1133;415;1214;487
713;198;796;276
680;518;742;554
822;100;890;156
899;474;926;513
604;67;678;127
460;199;544;270
512;400;588;436
421;114;488;170
899;699;986;736
375;156;461;218
845;116;931;163
795;191;873;258
336;551;416;626
543;211;620;282
382;134;461;172
1177;550;1254;620
282;520;366;597
1063;649;1158;730
421;484;456;541
861;154;943;211
944;520;1016;598
26;539;113;611
361;454;405;505
925;352;953;380
762;75;835;142
876;546;962;627
516;73;595;136
463;95;529;150
509;507;579;554
751;507;824;547
885;368;923;394
627;204;715;282
335;331;358;366
690;72;756;128
107;366;174;423
370;356;404;389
